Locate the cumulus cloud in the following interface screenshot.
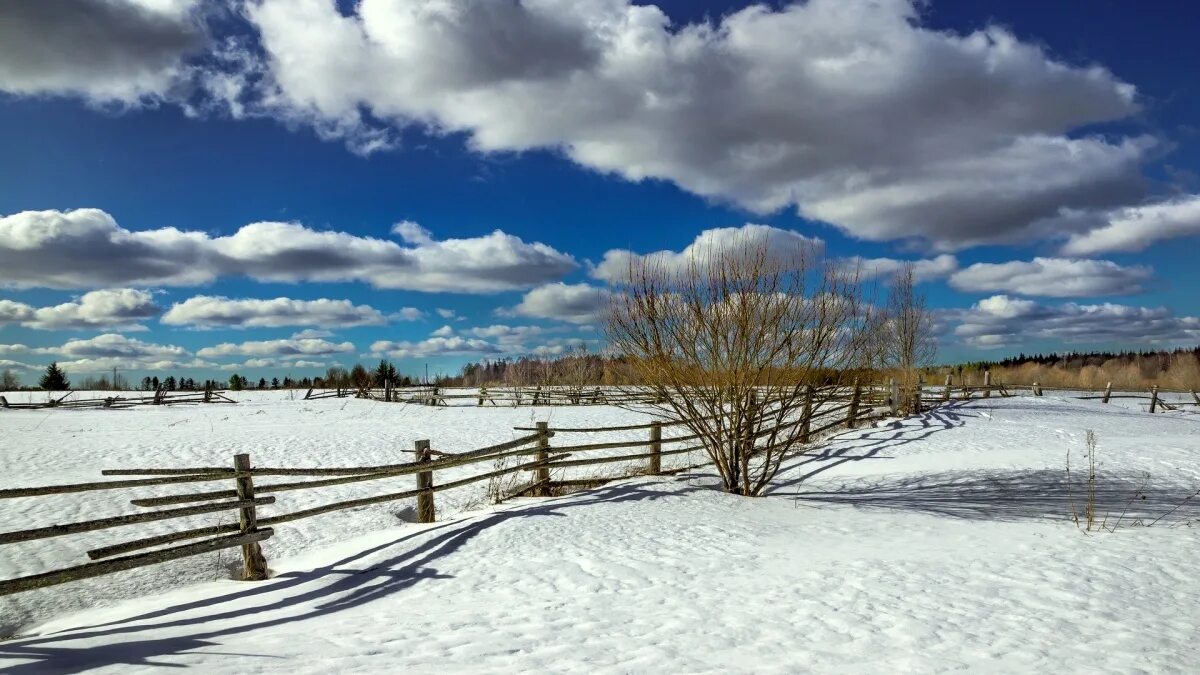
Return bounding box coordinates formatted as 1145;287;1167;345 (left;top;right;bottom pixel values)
430;325;455;338
950;295;1200;348
0;0;205;104
197;337;354;358
591;224;821;284
1060;195;1200;255
162;295;387;328
949;257;1152;297
290;329;333;339
13;332;204;372
435;308;459;319
0;359;39;371
839;254;958;283
235;0;1147;248
0;289;160;330
370;336;501;359
0;209;575;292
504;283;610;324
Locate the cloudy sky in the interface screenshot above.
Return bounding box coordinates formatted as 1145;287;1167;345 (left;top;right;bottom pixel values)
2;0;1200;382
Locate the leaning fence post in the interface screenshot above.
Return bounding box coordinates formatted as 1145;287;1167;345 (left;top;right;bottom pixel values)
983;370;992;399
415;439;435;523
846;379;861;429
1033;382;1042;397
649;422;662;475
889;378;898;415
1149;386;1159;414
233;453;269;581
1103;382;1112;404
800;385;814;442
1191;390;1199;405
534;422;550;496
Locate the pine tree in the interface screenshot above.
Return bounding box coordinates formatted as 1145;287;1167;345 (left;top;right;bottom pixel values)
39;362;70;391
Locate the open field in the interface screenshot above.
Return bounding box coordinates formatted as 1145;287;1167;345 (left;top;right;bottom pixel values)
2;392;1199;672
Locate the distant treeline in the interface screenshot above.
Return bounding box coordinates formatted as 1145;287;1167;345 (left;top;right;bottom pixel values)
936;346;1200;390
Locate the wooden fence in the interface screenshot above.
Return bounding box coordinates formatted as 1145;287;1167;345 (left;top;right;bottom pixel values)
0;386;237;411
0;382;894;597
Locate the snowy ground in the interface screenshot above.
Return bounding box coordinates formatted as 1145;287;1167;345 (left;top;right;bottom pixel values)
2;393;1199;672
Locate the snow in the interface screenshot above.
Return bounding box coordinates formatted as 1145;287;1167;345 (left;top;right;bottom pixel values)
2;392;1199;673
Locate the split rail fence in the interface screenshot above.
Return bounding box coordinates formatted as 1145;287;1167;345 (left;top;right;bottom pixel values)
0;382;895;598
0;386;237;411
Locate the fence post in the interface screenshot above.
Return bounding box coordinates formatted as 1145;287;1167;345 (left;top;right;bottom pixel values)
1033;382;1042;396
889;378;898;415
846;379;861;429
942;375;951;402
913;380;922;414
534;421;550;496
798;385;814;442
415;439;435;523
1192;390;1199;405
233;453;268;581
1103;382;1112;404
1149;386;1159;414
649;422;662;475
478;386;486;406
983;370;992;399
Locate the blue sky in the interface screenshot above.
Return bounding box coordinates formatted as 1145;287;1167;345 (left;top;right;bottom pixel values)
2;0;1200;383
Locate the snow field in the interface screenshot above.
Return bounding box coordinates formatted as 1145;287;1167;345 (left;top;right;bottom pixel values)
0;392;1197;673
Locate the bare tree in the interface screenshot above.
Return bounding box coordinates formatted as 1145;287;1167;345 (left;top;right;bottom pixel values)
882;263;936;410
1;369;19;390
605;235;870;496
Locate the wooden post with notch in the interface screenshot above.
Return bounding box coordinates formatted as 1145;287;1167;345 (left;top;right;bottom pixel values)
889;378;898;415
415;439;435;523
1033;382;1042;396
1149;386;1159;414
846;379;861;429
233;453;269;581
913;380;922;414
534;422;550;496
1102;381;1112;404
982;370;991;399
648;422;662;475
942;375;951;402
799;385;814;442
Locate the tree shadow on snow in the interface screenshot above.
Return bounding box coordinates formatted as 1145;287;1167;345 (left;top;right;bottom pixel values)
784;469;1200;524
763;404;974;494
0;480;701;673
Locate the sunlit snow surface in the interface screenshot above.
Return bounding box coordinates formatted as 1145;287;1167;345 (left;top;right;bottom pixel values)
1;391;1198;673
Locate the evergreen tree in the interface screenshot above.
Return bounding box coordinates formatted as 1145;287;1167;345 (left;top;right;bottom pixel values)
271;377;280;389
39;362;70;390
258;377;267;390
229;374;244;391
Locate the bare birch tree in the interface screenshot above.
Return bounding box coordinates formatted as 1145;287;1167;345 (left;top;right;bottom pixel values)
605;235;870;496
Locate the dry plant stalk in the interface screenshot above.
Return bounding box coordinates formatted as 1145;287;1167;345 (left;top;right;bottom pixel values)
605;234;871;496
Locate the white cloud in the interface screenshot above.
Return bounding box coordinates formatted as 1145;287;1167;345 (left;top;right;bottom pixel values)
239;0;1146;249
290;329;333;339
1060;195;1200;255
430;325;455;338
370;336;500;359
949;257;1152;297
435;308;458;319
0;289;161;330
197;338;354;358
0;0;205;105
393;307;426;321
0;359;39;371
0;209;576;292
162;295;387;328
591;224;821;284
504;283;610;324
950;295;1200;348
838;254;958;283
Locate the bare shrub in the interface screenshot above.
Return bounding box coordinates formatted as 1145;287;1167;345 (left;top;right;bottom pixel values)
605;234;870;496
